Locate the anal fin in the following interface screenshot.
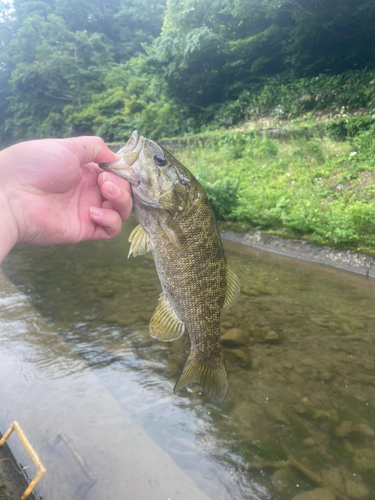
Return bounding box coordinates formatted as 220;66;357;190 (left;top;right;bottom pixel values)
128;224;152;258
150;293;185;341
223;265;241;309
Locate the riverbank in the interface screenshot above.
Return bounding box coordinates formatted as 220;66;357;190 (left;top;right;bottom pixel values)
220;228;375;278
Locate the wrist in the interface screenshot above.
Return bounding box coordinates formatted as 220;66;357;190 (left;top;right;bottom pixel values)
0;196;19;264
0;151;20;264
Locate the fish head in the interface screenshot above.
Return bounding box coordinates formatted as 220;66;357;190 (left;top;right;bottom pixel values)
100;130;190;212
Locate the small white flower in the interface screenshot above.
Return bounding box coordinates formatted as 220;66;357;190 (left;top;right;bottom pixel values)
262;164;266;168
286;173;290;177
291;181;295;184
349;152;357;156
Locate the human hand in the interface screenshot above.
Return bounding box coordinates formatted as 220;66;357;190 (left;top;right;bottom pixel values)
0;136;132;262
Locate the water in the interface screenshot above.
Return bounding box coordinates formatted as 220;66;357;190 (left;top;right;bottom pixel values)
0;217;374;500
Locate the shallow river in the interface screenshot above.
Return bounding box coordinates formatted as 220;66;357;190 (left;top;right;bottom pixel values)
0;218;374;500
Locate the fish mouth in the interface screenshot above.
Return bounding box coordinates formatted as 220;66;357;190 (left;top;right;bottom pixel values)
123;130;140;155
99;130;144;180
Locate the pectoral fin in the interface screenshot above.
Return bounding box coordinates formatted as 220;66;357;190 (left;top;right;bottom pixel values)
174;352;229;405
160;220;181;250
150;293;185;341
223;265;241;309
128;225;152;258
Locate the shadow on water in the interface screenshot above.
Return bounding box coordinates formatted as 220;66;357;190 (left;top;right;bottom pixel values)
1;217;375;500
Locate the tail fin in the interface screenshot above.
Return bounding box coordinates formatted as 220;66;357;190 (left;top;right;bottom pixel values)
174;352;229;405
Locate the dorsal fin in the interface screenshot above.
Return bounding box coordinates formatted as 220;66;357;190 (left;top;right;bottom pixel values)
223;265;241;309
150;293;185;341
128;224;152;258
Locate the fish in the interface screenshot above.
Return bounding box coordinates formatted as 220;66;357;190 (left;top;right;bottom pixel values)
100;130;240;404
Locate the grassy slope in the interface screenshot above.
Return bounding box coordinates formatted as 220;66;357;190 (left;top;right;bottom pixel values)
164;114;375;254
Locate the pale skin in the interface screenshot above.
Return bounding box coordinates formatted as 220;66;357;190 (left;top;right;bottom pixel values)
0;136;133;263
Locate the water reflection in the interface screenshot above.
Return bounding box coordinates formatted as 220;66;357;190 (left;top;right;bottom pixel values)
1;218;375;500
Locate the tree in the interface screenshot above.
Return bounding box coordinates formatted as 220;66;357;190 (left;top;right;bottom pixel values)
5;14;113;140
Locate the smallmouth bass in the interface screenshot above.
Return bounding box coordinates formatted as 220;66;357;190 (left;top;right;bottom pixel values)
100;131;240;404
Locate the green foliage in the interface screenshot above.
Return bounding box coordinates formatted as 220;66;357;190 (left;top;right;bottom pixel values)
213;70;375;128
2;0;375;151
174;128;375;250
198;178;238;219
326;116;375;140
0;0;166;146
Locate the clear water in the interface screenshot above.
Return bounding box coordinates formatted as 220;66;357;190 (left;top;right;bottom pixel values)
1;217;374;500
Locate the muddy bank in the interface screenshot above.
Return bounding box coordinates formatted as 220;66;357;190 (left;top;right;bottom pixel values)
0;432;36;500
221;229;375;278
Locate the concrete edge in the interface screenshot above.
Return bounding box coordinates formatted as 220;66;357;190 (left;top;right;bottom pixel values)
221;230;375;278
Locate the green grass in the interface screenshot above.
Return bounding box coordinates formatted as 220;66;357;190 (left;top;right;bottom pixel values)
169;121;375;252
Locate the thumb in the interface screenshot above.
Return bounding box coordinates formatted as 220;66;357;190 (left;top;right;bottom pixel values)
55;136;118;166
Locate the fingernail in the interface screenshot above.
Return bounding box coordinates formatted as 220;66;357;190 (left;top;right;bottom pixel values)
110;183;121;196
90;207;104;217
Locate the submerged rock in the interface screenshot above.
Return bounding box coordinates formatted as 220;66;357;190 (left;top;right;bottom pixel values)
356;423;375;438
353;448;375;471
345;479;370;499
229;348;250;363
335;420;353;437
271;468;290;492
303;438;315;447
321;468;345;492
291;488;335;500
221;328;248;347
264;404;289;424
264;330;279;343
335;421;374;439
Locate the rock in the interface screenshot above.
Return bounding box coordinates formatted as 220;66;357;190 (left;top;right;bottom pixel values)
283;361;293;370
302;358;314;367
356;423;375;438
362;360;375;371
291;488;335;500
252;358;260;369
318;368;333;381
340;323;353;335
353;448;375;471
271;468;290;491
264;330;279;342
303;438;315;447
221;328;248;347
265;404;289;424
335;421;353;437
321;468;345;492
293;403;307;415
345;479;370;499
230;348;249;363
251;327;266;338
222;320;234;328
343;440;356;453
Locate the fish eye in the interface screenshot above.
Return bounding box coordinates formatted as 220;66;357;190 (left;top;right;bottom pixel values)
154;154;167;167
